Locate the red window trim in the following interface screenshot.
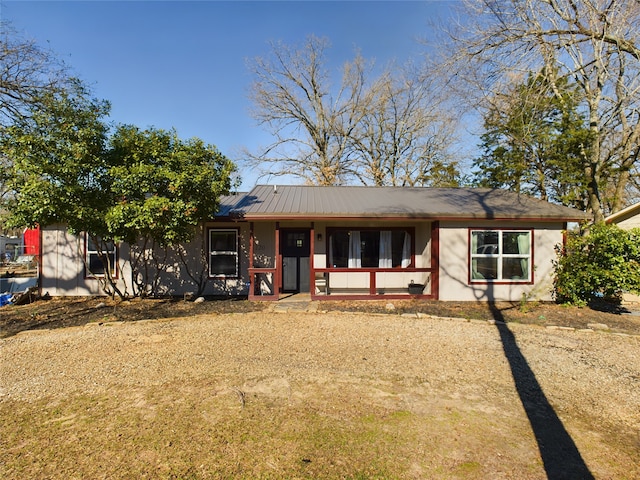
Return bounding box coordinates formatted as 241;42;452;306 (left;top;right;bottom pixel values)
325;226;416;269
467;228;534;285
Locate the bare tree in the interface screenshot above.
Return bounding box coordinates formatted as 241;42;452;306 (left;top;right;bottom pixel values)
444;0;640;221
348;65;460;186
246;35;371;185
246;36;460;187
1;20;72;126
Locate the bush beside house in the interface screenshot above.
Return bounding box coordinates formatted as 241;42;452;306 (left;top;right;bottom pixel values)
554;224;640;305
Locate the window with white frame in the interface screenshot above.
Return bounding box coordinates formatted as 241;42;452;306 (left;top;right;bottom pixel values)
470;230;531;282
209;229;239;277
328;229;412;268
85;234;117;277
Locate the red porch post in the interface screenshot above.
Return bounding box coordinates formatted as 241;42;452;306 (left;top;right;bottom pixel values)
310;222;315;294
431;221;440;300
275;222;280;296
248;222;254;298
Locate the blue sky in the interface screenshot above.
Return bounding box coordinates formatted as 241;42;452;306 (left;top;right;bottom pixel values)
2;1;459;187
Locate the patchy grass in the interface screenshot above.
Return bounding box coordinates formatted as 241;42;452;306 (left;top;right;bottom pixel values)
1;380;519;479
2;305;639;479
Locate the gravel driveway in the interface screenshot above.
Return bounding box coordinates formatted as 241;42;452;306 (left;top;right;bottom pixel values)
1;310;639;478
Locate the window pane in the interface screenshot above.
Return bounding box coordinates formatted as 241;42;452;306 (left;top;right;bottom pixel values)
475;257;498;279
360;231;379;268
86;234;116;276
391;231;406;267
503;257;529;280
470;230;531;282
87;236;98;252
503;232;530;254
473;231;499;254
89;253;106;275
330;231;349;268
210;254;237;276
210;231;236;252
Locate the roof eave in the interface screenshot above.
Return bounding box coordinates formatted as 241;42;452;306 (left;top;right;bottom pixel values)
233;213;588;222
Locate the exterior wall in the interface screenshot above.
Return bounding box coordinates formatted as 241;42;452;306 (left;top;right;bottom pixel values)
252;222;276;268
438;221;564;302
41;223;251;297
615;213;640;230
42;219;565;302
41;225;130;296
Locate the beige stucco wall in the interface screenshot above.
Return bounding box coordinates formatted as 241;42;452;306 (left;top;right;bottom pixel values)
43;219;565;301
615;215;640;230
41;223;251;297
41;225;130;296
438;221;564;302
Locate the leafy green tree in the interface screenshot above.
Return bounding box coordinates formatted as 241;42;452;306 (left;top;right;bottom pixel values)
474;72;591;209
0;81;123;293
2;82;236;298
1;81;111;234
106;125;236;296
553;224;640;305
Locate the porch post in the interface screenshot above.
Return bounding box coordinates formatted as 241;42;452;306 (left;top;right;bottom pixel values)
310;222;315;293
248;222;254;298
431;221;440;300
275;222;280;296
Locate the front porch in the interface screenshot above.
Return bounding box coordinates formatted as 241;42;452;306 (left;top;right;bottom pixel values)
246;221;439;301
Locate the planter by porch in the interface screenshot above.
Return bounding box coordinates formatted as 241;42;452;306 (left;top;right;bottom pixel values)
408;282;424;295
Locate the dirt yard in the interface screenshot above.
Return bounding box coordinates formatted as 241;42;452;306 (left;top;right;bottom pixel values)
2;296;640;338
1;298;639;479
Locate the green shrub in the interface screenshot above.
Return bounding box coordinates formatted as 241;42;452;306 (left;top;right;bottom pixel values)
553;223;640;305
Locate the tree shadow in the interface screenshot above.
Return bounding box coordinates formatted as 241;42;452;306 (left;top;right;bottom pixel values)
461;188;594;478
489;301;594;479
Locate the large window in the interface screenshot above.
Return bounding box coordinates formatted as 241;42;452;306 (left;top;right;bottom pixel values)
328;229;412;268
209;229;239;277
470;230;531;282
85;234;117;277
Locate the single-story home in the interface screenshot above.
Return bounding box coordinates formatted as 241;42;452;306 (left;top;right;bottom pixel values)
39;185;588;302
605;202;640;230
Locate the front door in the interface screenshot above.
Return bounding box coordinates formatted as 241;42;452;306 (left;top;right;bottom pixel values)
281;230;310;293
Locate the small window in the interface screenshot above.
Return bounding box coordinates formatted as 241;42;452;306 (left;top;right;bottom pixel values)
470;230;531;282
209;229;239;277
85;234;117;277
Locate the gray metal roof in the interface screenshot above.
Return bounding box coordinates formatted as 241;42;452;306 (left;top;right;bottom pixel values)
216;192;248;217
218;185;589;221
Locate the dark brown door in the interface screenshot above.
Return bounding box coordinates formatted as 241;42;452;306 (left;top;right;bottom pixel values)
281;230;310;293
